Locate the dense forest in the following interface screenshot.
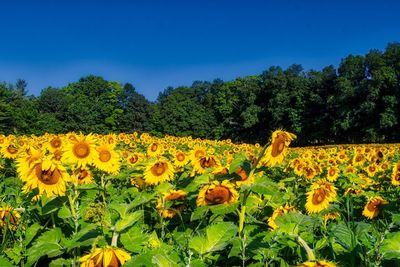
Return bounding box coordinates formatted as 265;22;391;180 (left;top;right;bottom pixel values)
1;42;400;145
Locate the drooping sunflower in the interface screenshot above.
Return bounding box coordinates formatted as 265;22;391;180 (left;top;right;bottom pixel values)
196;180;239;206
156;189;187;218
73;167;94;185
62;133;97;168
298;260;337;267
93;143;121;174
143;158;174;185
80;246;131;267
362;196;388;219
16;146;43;181
192;155;220;175
268;204;297;230
23;159;70;197
264;130;296;167
0;206;21;230
305;180;337;214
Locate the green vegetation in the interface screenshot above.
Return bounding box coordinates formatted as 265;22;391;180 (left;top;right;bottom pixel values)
1;42;400;144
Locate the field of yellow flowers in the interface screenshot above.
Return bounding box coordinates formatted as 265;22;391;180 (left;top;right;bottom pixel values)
0;131;400;267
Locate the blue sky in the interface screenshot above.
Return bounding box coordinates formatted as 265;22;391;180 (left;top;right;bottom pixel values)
0;0;399;101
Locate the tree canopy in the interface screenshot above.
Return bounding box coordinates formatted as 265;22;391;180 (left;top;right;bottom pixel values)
1;42;400;145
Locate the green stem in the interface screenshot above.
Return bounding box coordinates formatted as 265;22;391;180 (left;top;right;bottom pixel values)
297;235;315;261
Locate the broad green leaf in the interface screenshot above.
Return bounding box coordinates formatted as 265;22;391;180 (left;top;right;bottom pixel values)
0;256;14;267
330;222;355;251
23;222;42;246
381;232;400;260
229;153;247;174
190;206;209;221
209;203;238;215
57;205;72;219
115;210;143;232
190;222;237;255
152;254;175;267
26;228;64;267
120;226;148;253
40;196;67;215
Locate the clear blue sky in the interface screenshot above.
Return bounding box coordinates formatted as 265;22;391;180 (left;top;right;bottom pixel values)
0;0;399;101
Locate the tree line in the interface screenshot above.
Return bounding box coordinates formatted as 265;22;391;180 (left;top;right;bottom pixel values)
1;42;400;145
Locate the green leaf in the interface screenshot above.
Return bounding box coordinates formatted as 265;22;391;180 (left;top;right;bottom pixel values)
152;254;176;267
330;222;355;251
209;203;238;215
184;174;210;193
190;222;237;255
190;206;209;221
229;152;247;174
26;228;64;267
49;258;72;267
0;256;14;267
120;226;148;253
23;222;42;246
381;232;400;260
40;196;67;215
57;205;72;219
115;210;143;232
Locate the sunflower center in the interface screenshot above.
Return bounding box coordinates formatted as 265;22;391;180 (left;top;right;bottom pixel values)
329;168;336;176
355;154;364;162
7;145;18;154
367;200;380;212
151;162;168;176
395;173;400;181
73;142;90;158
205;186;231;205
50;138;62;149
312;188;326;205
194;150;206;158
165;192;186;201
199;157;218;168
176;153;185;161
53;149;62;161
35;164;61;185
369;166;376;172
99;150;112;162
129;155;138;164
271;134;286;157
79;169;89;180
150;143;158;152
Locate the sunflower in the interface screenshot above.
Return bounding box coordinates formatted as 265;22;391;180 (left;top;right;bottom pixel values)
73;167;94;185
352;152;365;166
298;260;337;267
80;246;131;267
268;204;297;230
143;158;174;185
16;146;43;181
362;196;388;219
192;155;220;175
323;212;340;223
23;159;70;197
62;133;97;168
196;180;239;206
47;135;63;152
156;189;187;218
305;180;337;214
326;166;340;182
0;206;21;230
364;163;378;177
189;145;207;163
147;142;164;157
391;169;400;186
0;140;19;159
302;165;317;180
264;130;296;167
126;153;143;166
173;151;189;168
93;143;121;174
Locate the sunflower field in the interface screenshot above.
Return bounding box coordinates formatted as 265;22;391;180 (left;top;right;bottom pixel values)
1;131;400;267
